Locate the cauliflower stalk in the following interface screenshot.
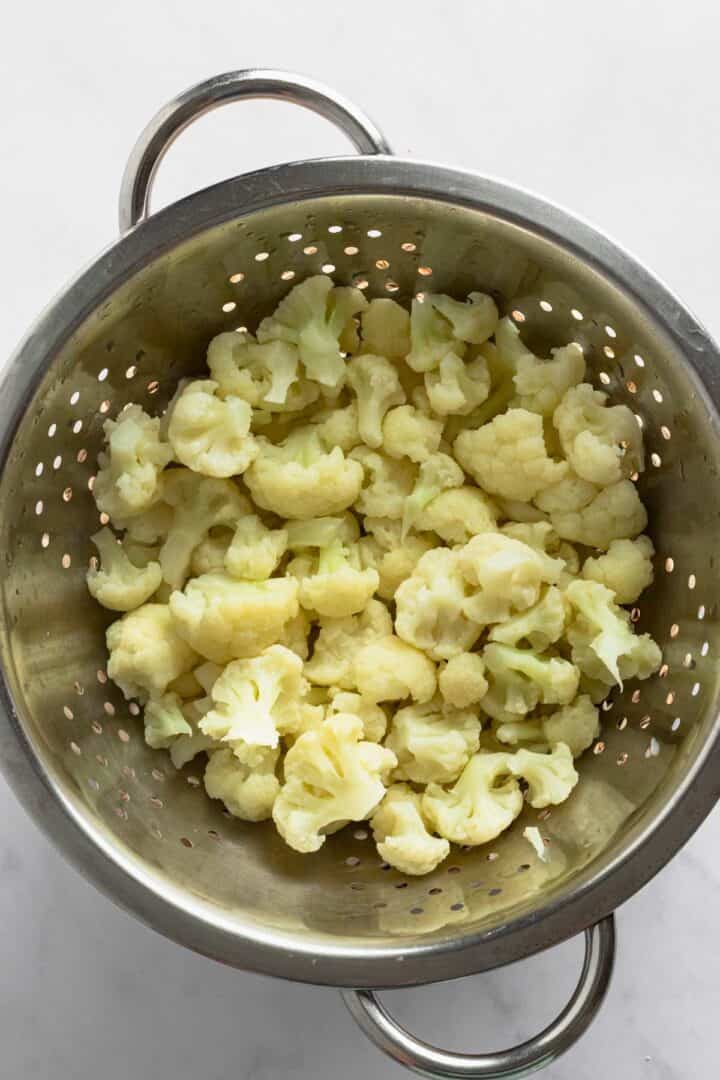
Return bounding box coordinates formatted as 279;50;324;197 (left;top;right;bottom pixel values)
371;784;449;875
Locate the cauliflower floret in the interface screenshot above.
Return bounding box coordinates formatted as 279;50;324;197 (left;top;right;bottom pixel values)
327;689;387;743
382;404;443;463
482;643;580;717
414;486;498;545
303;599;393;688
395;547;480;660
312;401;361;452
371;784;450;876
205;746;280;822
207;332;313;410
199;646;306;751
582;536;654;604
442;318;532;436
495;498;549;524
438;652;488;708
278;608;313;661
245;426;364;519
354;635;438;704
94;404;172;521
169;572;299;664
159;470;250;588
554;383;644;486
534;473;599;514
272;713;396;853
346;354;406;448
167;379;258;477
87;528;162;611
510;743;578;808
167;699;219;769
106;603;199;701
402;451;464;538
423;752;523;846
493;718;545;747
225;515;288;580
385;697;481;784
429;292;498;343
286;515;378;616
542;695;600;757
458;532;564;626
565;579;661;688
257;275;367;387
489;586;567;650
406;297;466;372
425;353;491;417
550;480;647;550
513;342;585;416
143;692;193;749
358;518;436;601
349;445;417;519
454;409;567;502
360;298;411;357
190;528;233;576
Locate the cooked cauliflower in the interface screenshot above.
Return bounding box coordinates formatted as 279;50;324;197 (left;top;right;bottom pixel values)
312;401;361;452
406;297;465;372
167;379;258;477
169;701;219;769
87;528;162;611
554;383;644;486
582;536;654;604
458;532;564;626
303;599;393;688
385;698;481;783
346;353;406;448
278;608;313;662
327;689;388;743
225;515;288;580
358;517;436;600
94;404;172;521
438;652;488;708
207;333;311;411
286;515;378;616
169;573;299;664
360;298;411;357
143;692;193;749
550;480;647;550
257;275;367;387
371;784;449;875
106;603;198;701
382;404;443;463
424;353;491;416
428;292;498;343
423;752;523;846
482;643;580;717
205;745;280;822
534;473;599;514
513;342;585;416
402;451;464;538
543;695;600;757
510;743;579;808
272;713;396;853
350;445;417;519
565;579;661;688
414;486;498;544
190;528;233;576
395;547;480;660
454;409;567;502
354;635;438;704
488;586;567;650
245;426;364;518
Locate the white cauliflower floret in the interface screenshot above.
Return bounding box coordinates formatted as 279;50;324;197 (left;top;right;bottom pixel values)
279;609;313;661
554;383;644;486
565;579;661;688
272;713;396;853
438;652;488;708
257;275;367;387
286;515;378;617
303;600;393;688
204;746;279;822
534;473;599;514
169;701;219;769
346;353;405;448
106;603;198;701
207;332;313;410
327;689;387;743
354;635;438;704
425;353;491;417
482;643;580;717
402;451;464;538
395;547;480;660
312;401;361;452
190;528;233;576
169;572;299;664
358;518;436;601
429;292;498;344
349;445;417;519
225;515;288;580
454;409;567;501
513;342;585;416
458;532;564;626
385;697;481;784
550;480;647;550
382;405;443;463
371;784;449;876
143;692;192;749
159;470;250;588
87;528;161;611
582;536;654;604
360;298;411;357
199;646;306;751
414;486;498;545
500;520;558;553
489;586;567;650
406;297;466;372
543;695;600;757
245;426;364;519
94;404;172;521
167;379;258;477
510;743;579;808
423;752;523;846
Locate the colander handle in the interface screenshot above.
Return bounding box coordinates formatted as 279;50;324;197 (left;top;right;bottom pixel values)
342;915;615;1079
118;69;392;232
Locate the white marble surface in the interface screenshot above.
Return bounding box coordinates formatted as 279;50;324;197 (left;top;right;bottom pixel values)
2;2;720;1076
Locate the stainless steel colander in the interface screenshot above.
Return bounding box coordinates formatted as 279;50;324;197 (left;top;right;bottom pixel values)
1;70;719;1080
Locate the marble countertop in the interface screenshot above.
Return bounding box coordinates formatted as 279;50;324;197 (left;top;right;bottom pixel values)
2;2;719;1076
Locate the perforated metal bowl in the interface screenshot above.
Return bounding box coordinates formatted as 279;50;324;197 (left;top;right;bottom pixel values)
1;71;719;1079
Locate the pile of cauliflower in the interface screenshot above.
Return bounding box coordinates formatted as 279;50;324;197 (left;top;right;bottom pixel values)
86;275;661;876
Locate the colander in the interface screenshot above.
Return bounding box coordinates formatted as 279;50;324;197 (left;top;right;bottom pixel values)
1;69;719;1080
